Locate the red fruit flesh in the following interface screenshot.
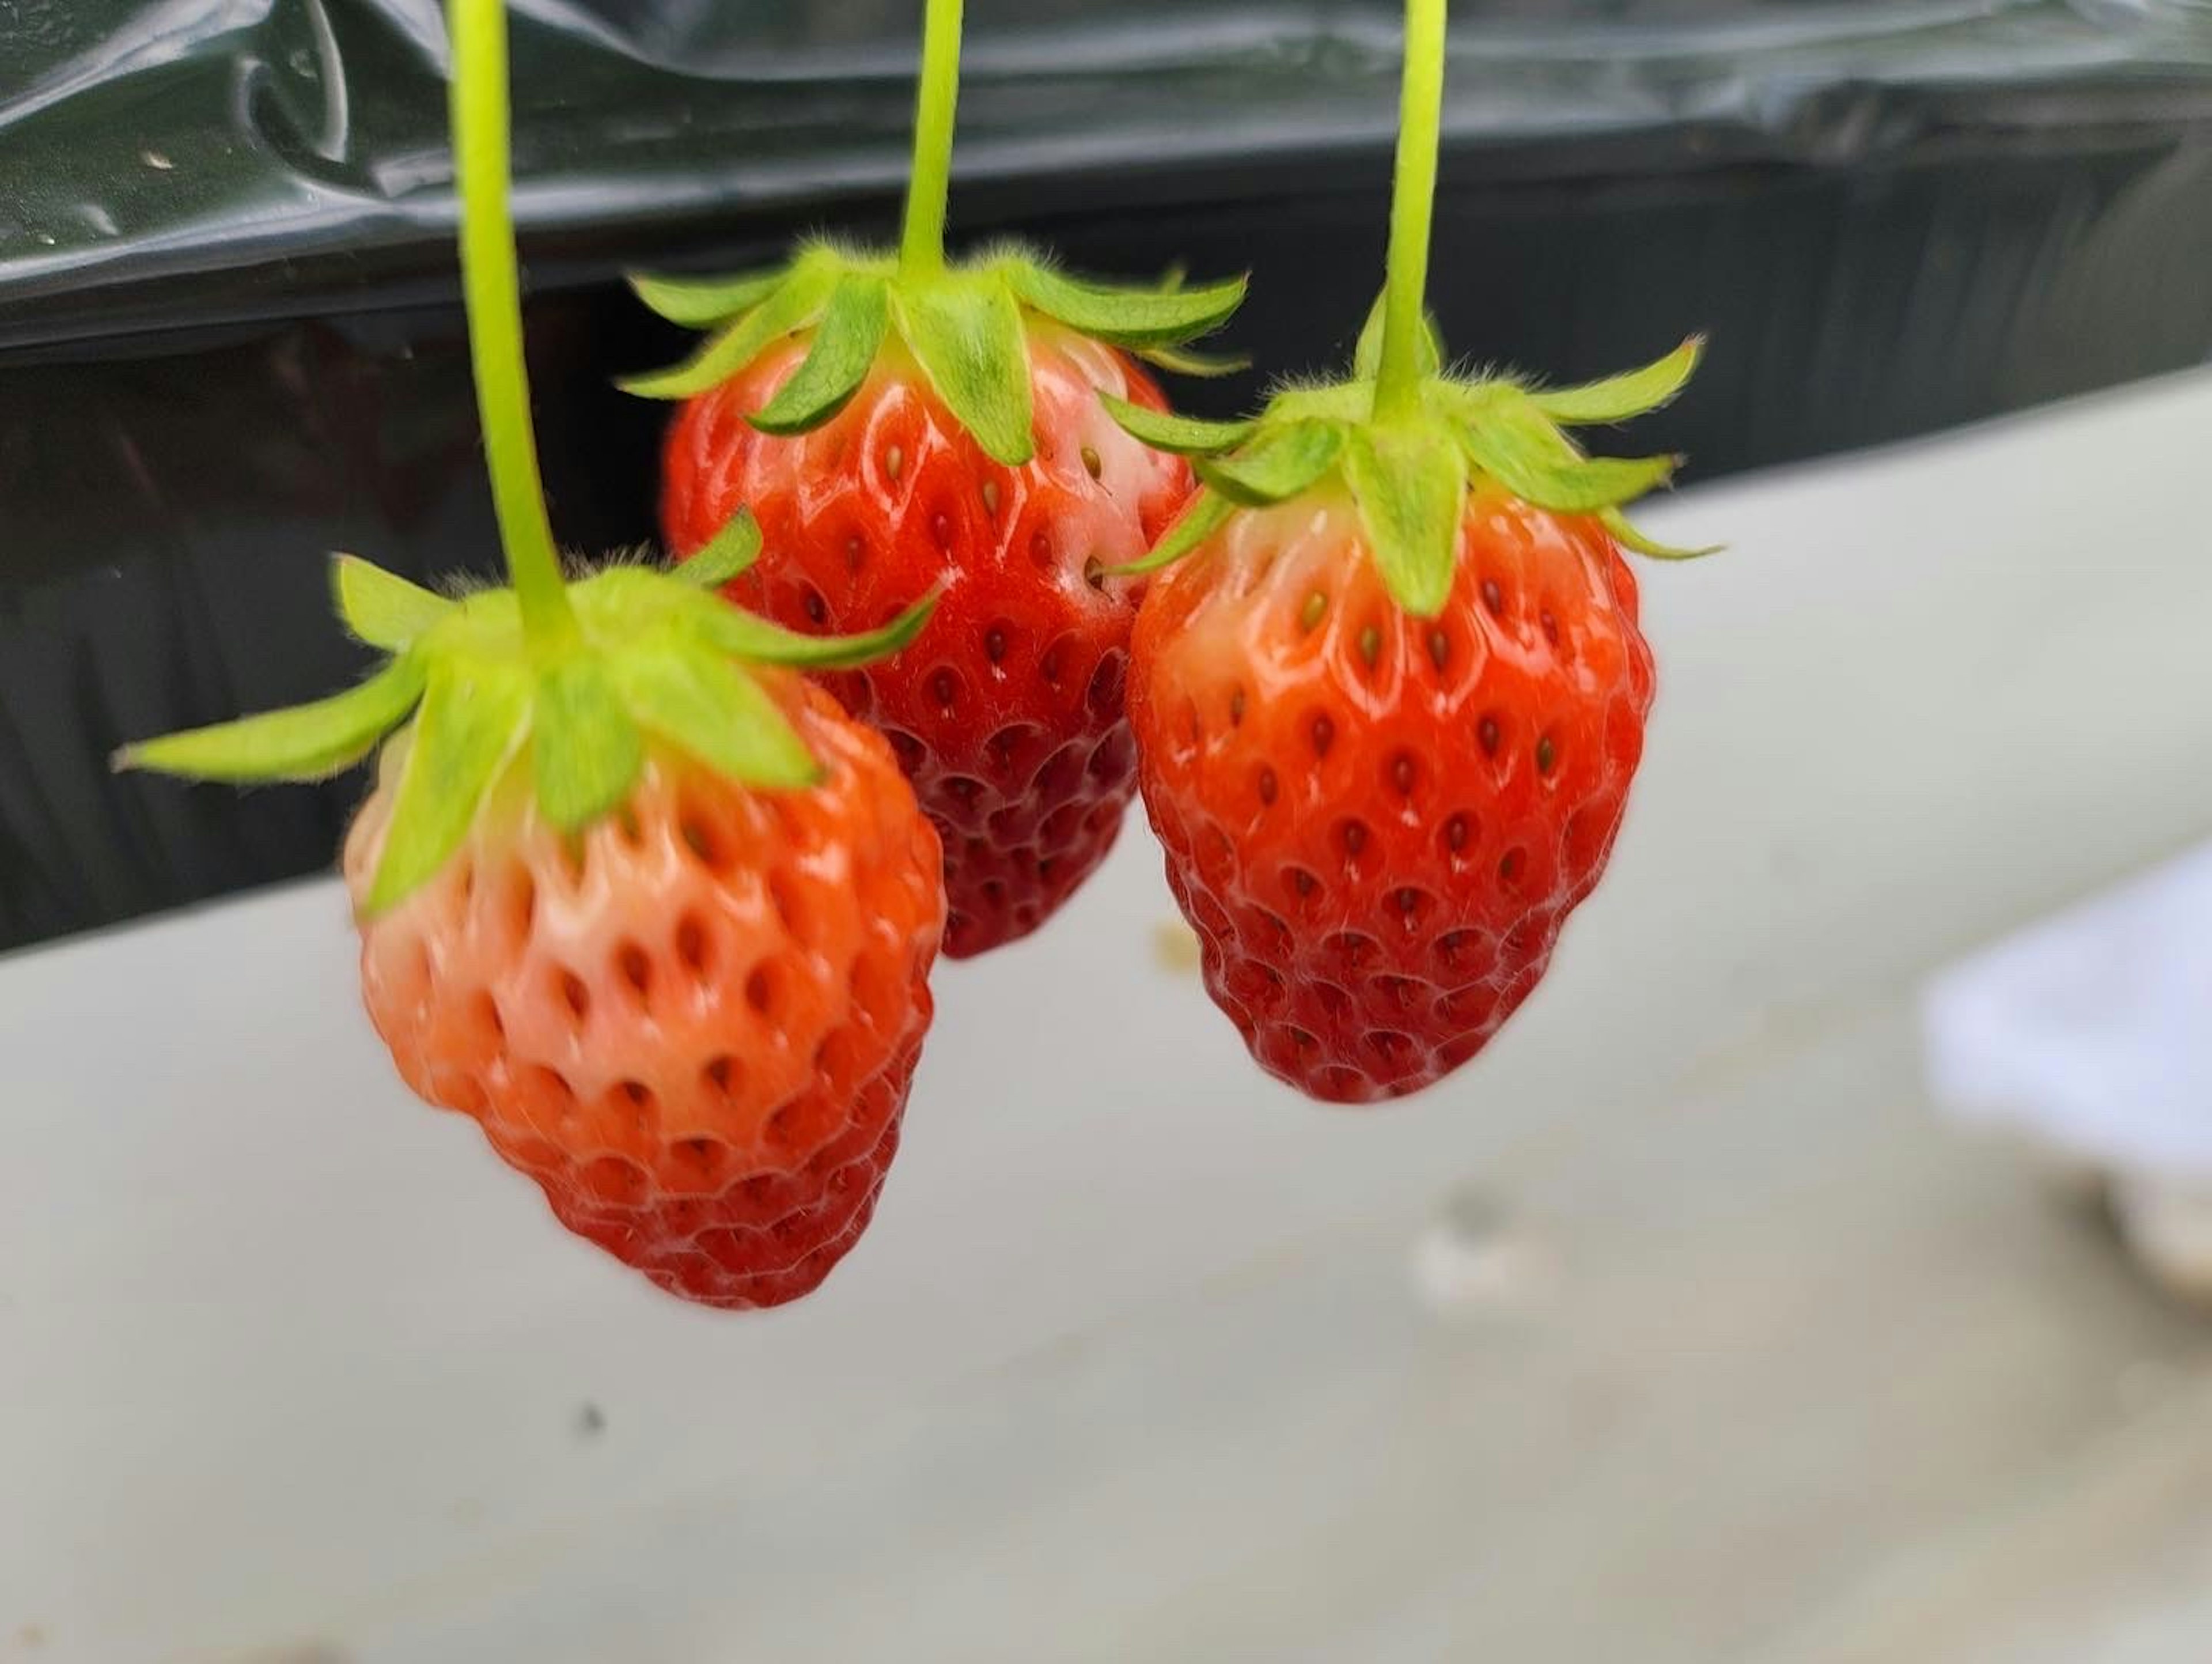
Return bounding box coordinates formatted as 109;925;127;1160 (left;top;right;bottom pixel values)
343;678;945;1310
1129;490;1656;1105
661;330;1193;958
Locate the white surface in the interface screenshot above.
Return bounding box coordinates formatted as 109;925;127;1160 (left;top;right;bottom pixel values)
1926;841;2212;1175
6;370;2212;1662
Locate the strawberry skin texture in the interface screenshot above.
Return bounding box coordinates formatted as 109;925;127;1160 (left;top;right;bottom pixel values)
661;329;1194;959
1129;491;1656;1105
342;678;945;1310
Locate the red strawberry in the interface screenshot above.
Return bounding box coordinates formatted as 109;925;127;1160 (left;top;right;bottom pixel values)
1108;0;1711;1103
1107;309;1707;1106
116;0;948;1310
659;327;1191;956
622;0;1241;957
1129;490;1654;1103
343;675;942;1308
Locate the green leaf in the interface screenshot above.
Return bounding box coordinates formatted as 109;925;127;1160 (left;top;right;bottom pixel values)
365;664;531;914
890;275;1035;466
1601;506;1722;561
627;265;789;328
681;587;939;669
610;646;819;791
749;276;890;435
674;509;762;588
1342;422;1467;619
1352;290;1445;381
116;657;426;783
1462;414;1677;513
1111;489;1236;577
1098;392;1255;457
1196;420;1343;507
1529;336;1705;425
617;266;835;400
334;557;453;651
532;658;644;833
1003;261;1247;349
1136;342;1251;378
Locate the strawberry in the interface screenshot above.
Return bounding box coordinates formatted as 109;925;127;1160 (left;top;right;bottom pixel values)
116;0;946;1309
1128;487;1657;1103
1109;0;1713;1104
622;0;1244;956
657;328;1191;956
339;670;941;1308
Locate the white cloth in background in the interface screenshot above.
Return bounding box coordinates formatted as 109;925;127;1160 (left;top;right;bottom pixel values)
1923;841;2212;1177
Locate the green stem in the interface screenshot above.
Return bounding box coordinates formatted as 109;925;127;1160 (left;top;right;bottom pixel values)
898;0;964;280
1374;0;1448;421
450;0;579;653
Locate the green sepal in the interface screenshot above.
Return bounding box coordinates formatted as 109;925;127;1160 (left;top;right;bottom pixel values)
1529;336;1705;425
1343;421;1467;619
114;656;427;783
532;657;643;833
1135;342;1251;378
618;263;837;400
1003;260;1247;350
1459;407;1677;513
1112;488;1236;577
890;274;1035;466
627;264;791;328
1600;506;1722;561
363;663;530;914
679;587;940;669
334;557;453;650
749;276;890;435
1353;291;1445;381
1098;392;1256;457
609;648;819;791
673;509;763;588
1195;420;1343;507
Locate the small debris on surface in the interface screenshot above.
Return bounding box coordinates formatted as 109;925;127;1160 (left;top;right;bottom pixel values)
1151;920;1202;975
1411;1184;1559;1319
577;1401;607;1438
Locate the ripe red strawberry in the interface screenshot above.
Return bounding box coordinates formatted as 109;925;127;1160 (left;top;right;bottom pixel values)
1108;315;1706;1106
116;0;948;1311
1108;0;1712;1104
622;0;1241;958
658;328;1191;956
343;675;942;1308
1130;490;1654;1103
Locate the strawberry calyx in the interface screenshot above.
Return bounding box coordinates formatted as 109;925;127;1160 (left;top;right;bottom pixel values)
118;0;939;923
117;513;937;917
1104;305;1714;618
620;241;1247;467
619;0;1239;466
1105;0;1713;620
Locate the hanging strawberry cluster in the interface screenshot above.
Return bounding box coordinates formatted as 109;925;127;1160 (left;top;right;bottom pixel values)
119;0;1713;1306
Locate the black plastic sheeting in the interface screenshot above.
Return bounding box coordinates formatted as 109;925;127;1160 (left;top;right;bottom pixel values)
5;1;2212;952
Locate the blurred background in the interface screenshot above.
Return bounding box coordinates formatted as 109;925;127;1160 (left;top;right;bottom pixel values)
4;2;2212;1659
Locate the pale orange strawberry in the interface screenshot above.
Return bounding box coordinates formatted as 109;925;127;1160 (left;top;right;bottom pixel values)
342;676;941;1308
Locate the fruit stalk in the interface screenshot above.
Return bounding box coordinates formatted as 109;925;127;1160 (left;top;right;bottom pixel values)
1374;0;1448;421
450;0;579;653
897;0;965;281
